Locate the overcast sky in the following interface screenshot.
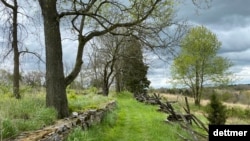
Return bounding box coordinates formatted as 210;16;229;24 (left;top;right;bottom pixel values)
1;0;249;89
147;0;250;88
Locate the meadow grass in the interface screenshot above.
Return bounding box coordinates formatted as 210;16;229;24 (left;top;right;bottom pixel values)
0;87;112;140
0;91;57;139
66;91;191;141
67;89;113;113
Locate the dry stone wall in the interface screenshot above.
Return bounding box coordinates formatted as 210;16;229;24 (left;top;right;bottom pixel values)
6;100;116;141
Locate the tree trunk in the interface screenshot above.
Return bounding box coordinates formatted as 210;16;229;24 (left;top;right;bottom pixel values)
195;64;200;106
194;98;200;106
102;69;109;96
102;84;109;96
12;0;21;99
39;0;69;118
115;71;121;93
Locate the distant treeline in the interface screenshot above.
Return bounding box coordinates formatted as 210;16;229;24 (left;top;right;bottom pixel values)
150;84;250;105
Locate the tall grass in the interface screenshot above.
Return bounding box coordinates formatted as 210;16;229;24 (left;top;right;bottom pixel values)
67;88;113;112
66;91;191;141
0;87;113;140
0;92;57;139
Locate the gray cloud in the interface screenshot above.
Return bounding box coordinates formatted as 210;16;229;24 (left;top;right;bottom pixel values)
216;27;250;53
147;0;250;88
178;0;250;27
1;1;249;88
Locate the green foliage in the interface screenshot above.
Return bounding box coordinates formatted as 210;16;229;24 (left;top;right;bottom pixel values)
219;92;234;102
66;126;89;141
227;107;250;119
244;109;250;118
35;108;57;125
119;38;150;93
0;93;57;139
1;119;18;139
0;84;12;96
116;90;134;99
66;104;118;141
67;91;189;141
0;87;113;140
67;90;77;100
171;25;233;105
101;110;118;128
68;92;112;112
86;86;98;94
206;94;227;125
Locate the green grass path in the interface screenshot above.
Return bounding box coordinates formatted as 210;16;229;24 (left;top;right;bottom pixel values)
75;93;186;141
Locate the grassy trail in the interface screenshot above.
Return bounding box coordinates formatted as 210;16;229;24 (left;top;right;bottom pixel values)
69;93;187;141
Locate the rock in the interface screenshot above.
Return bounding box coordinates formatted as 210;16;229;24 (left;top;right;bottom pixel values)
72;112;78;118
9;101;117;141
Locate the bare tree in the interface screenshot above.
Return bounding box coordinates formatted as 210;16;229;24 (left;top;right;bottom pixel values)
88;34;125;96
0;0;21;98
0;69;12;85
0;0;44;99
22;71;44;87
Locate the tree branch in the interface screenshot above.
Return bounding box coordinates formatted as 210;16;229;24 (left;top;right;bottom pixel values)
63;0;161;86
19;50;45;64
0;0;14;9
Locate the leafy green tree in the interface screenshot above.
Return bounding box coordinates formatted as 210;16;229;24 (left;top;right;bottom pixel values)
206;93;227;125
120;38;150;94
171;26;233;105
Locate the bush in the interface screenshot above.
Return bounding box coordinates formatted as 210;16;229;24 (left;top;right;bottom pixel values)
206;93;227;125
227;107;250;119
220;92;233;102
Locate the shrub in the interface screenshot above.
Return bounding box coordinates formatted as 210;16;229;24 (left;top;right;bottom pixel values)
206;93;227;125
87;86;98;94
220;92;233;102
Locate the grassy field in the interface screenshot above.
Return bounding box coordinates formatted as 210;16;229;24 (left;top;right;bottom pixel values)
2;86;249;141
0;90;57;139
66;91;196;141
0;87;112;140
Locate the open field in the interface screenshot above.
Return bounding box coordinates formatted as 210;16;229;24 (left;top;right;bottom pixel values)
158;93;250;124
159;93;249;109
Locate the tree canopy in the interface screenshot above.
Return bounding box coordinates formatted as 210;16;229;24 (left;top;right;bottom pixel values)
171;25;233;105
